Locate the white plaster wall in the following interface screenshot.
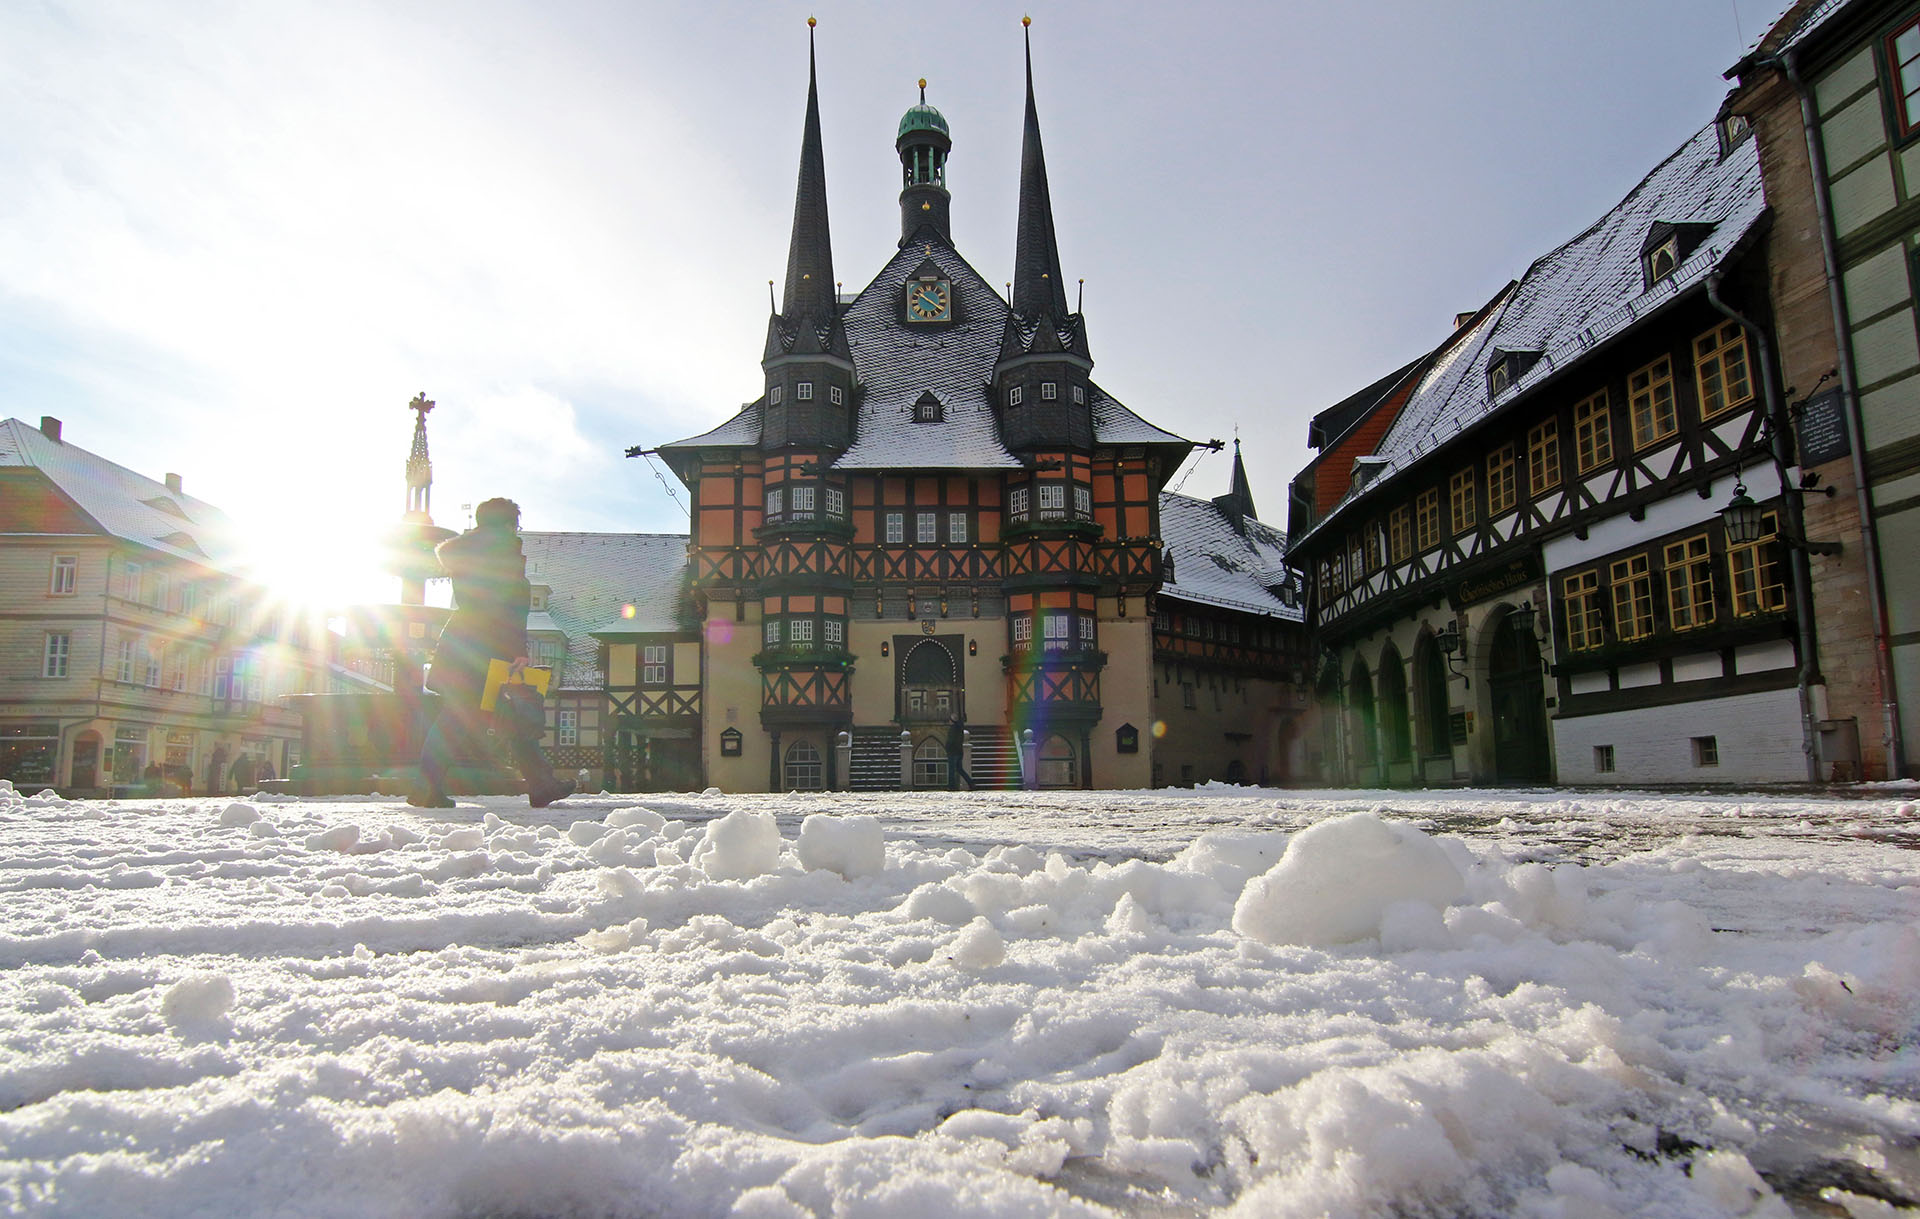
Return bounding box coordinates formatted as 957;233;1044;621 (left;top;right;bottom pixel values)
1553;686;1806;784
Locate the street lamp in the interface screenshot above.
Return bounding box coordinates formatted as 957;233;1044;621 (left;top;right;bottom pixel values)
1719;479;1767;545
1436;619;1468;684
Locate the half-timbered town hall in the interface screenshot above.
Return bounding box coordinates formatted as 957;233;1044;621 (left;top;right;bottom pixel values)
639;26;1308;792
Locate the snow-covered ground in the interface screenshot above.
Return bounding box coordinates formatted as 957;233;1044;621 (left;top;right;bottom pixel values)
3;781;1918;1218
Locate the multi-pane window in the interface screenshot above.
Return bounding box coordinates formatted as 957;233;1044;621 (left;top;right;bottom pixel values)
1008;385;1024;407
825;488;844;517
948;512;968;543
1664;534;1715;630
121;561;143;602
1889;19;1920;135
1012;616;1033;646
1038;484;1066;517
145;646;162;688
1364;522;1383;571
1610;554;1654;641
1043;614;1071;650
1388;505;1411;562
1528;420;1560;494
1415;488;1441;550
1693;322;1752;418
642;645;667;684
765;619;782;646
1628;356;1677;449
1693;735;1720;767
1073;485;1091;518
784;740;823;791
1040;382;1058;400
557;709;578;746
1729;510;1787;617
1563;571;1603;651
116;638;138;684
823;619;844;646
1009;486;1030;519
1574;390;1613;472
43;633;69;678
915;398;940;423
916;512;937;543
790;485;815;517
50;556;76;596
829;385;844;405
1449;468;1477;534
1079;615;1096;647
1487;445;1517;515
1071;385;1086;404
796;382;813;400
769;385;783;405
1348;534;1365;580
766;489;783;517
790;619;814;644
885;512;904;544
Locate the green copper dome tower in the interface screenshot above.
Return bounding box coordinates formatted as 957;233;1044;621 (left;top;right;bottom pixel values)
897;79;952;246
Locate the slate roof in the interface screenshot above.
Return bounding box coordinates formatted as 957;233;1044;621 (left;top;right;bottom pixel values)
1158;491;1303;622
520;532;692;689
835;240;1024;470
659;404;761;451
1298;120;1766;547
0;417;251;570
1727;0;1853;74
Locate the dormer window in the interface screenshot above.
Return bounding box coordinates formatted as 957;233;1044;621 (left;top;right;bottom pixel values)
1008;385;1024;407
1040;382;1058;400
1717;111;1752;157
796;382;813;401
1486;349;1541;398
1640;222;1712;288
913;391;943;423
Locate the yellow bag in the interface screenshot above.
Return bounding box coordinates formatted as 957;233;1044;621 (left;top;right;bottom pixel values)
481;658;550;711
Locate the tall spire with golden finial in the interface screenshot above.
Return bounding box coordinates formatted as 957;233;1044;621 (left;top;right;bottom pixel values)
404;391;435;522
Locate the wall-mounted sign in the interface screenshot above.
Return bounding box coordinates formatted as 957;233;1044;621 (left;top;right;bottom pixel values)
1796;389;1850;468
719;727;743;757
1448;554;1540;610
1115;723;1139;754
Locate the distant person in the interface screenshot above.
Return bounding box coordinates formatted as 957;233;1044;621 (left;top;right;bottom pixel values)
142;761;162;795
256;756;276;783
412;497;573;809
230;752;256;794
207;744;229;796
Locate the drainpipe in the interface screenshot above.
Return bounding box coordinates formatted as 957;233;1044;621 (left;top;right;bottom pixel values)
1777;50;1906;776
1706;273;1821;783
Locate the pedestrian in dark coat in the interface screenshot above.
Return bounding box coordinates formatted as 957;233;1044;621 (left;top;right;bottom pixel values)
207;744;228;796
412;497;572;808
230;753;256;793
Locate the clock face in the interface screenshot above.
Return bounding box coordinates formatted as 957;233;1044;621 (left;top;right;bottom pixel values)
906;279;952;322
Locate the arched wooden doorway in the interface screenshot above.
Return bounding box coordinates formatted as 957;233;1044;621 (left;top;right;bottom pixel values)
1488;610;1552;784
1346;659;1376;783
1377;649;1411;771
1413;636;1451;759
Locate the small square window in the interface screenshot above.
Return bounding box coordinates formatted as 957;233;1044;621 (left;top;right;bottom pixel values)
1008;385;1024;407
1693;736;1719;767
796;382;814;400
1594;744;1615;773
1040;382;1058;400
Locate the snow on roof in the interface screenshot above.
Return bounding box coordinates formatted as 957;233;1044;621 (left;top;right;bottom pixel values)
657;402;762;451
1091;389;1191;448
833;242;1024;471
0;417;251;569
519;532;691;687
1299;121;1765;546
1158;492;1303;622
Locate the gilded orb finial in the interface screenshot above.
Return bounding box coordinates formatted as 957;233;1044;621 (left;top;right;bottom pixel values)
1022;15;1031;27
807;15;816;27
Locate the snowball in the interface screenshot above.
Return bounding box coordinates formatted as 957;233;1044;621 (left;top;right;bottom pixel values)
796;813;885;879
160;972;235;1031
304;824;361;852
439;826;485;851
567;820;608;846
606;806;666;832
949;917;1005;970
900;882;976;926
218;801;261;826
1232;812;1465;947
693;808;783;881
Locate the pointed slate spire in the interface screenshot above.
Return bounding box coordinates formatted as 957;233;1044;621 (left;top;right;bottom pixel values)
1212;439;1259;534
781;20;838;328
1010;19;1070;323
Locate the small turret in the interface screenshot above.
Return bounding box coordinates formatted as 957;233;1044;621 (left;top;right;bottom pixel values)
897;80;952;246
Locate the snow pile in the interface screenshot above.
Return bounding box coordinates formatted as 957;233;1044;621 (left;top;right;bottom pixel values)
0;787;1916;1217
1233;812;1465;946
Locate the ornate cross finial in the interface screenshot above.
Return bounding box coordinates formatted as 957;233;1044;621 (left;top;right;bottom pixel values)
409;392;435;418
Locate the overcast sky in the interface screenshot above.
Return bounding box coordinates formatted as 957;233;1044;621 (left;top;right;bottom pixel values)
2;0;1790;603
